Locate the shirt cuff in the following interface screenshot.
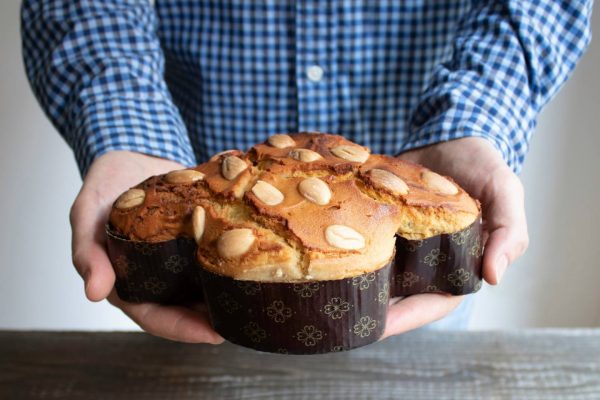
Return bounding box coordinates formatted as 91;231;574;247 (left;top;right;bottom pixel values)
400;117;521;174
72;98;197;177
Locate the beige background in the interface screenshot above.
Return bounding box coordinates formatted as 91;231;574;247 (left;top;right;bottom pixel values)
0;1;598;330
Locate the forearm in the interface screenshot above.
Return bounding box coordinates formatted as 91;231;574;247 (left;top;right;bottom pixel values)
402;0;592;173
21;0;196;176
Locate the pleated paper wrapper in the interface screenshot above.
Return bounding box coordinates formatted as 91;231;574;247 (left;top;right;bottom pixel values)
106;216;483;353
199;261;392;354
393;216;483;296
106;228;202;304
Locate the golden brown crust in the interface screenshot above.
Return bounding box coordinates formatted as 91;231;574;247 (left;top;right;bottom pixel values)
109;132;480;282
108;174;212;242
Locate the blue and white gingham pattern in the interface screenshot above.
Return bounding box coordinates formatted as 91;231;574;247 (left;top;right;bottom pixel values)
21;0;592;176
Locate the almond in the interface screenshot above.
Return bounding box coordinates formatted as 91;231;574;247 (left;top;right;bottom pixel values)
115;189;145;209
165;169;205;184
192;206;206;243
251;180;284;206
267;134;296;148
221;156;248;180
217;228;255;259
288;148;323;162
298;177;331;205
368;169;409;196
325;225;365;250
421;170;458;195
330;145;369;163
210;149;236;162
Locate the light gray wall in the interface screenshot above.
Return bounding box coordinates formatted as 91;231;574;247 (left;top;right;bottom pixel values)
1;0;140;331
1;1;598;331
471;4;600;328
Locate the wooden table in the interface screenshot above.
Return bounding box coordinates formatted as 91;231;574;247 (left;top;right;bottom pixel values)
1;329;599;399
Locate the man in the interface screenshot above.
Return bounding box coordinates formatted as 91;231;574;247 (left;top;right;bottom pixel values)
22;1;592;343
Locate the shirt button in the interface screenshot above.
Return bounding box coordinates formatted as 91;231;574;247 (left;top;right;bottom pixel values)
306;65;324;82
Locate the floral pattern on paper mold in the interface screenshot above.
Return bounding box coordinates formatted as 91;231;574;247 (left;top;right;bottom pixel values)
293;282;320;298
450;228;472;245
425;285;440;293
133;242;159;256
236;281;261;296
397;271;420;288
295;325;324;347
144;277;167;295
448;268;471;287
405;240;424;252
422;249;448;267
470;236;483;257
353;316;378;338
377;283;390;304
352;272;376;290
323;297;351;320
114;255;139;277
164;255;188;273
217;292;241;314
242;322;267;343
266;300;293;323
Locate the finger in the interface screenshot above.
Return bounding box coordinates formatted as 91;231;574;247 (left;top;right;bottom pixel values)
108;291;224;344
481;174;529;285
382;294;464;339
483;226;528;285
70;188;115;302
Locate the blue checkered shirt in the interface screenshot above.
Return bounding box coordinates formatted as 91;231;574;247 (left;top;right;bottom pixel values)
22;1;592;176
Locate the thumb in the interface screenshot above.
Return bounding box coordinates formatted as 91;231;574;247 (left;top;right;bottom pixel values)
79;241;116;302
70;187;115;302
481;172;529;285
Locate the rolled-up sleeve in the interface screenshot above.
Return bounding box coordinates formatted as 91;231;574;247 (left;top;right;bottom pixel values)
21;0;196;176
401;0;592;173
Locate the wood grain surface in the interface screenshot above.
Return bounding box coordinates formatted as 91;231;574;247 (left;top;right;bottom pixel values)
1;329;600;399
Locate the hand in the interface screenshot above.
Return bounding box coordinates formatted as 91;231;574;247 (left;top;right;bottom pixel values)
383;137;529;337
69;151;223;344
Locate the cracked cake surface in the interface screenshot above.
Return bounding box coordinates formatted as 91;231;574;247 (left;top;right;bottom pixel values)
109;133;480;282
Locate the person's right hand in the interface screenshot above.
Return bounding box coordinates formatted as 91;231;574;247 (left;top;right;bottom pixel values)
69;151;224;344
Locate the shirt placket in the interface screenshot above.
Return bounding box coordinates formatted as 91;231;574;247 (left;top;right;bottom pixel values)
295;0;339;133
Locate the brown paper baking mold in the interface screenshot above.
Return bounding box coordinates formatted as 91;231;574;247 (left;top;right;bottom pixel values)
105;228;202;304
105;215;482;353
198;260;393;354
393;216;483;296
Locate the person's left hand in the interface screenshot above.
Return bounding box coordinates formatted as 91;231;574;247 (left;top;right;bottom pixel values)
382;137;529;337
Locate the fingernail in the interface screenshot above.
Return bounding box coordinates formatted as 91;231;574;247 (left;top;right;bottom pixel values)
495;255;508;284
